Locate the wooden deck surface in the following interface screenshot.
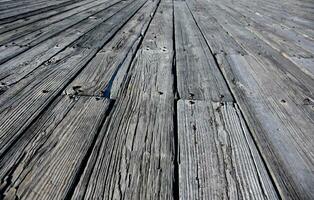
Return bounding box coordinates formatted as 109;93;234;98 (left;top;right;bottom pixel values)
0;0;313;199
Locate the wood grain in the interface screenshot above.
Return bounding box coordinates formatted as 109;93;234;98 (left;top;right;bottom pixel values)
174;1;233;101
217;53;314;199
64;0;159;98
0;0;119;45
0;0;131;83
177;100;279;200
1;96;111;200
0;0;98;34
0;0;146;157
70;1;175;199
0;0;313;198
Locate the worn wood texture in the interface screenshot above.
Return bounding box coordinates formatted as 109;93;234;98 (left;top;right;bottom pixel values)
0;0;119;45
217;53;314;199
0;0;98;34
0;96;111;200
0;0;78;22
177;100;279;200
185;0;246;55
0;0;146;156
64;0;159;98
0;1;132;63
70;1;175;199
0;0;131;84
174;1;233;101
203;0;314;77
0;0;313;199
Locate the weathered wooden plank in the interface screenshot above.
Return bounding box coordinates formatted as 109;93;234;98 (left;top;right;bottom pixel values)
0;0;131;86
212;3;314;59
213;2;314;76
0;0;79;23
174;1;233;101
0;0;117;45
0;0;65;16
64;0;159;98
70;1;175;199
177;100;279;199
202;1;314;99
0;0;146;156
230;0;314;38
0;0;126;65
0;0;97;34
217;53;314;199
186;2;314;198
288;57;314;77
71;0;145;49
0;0;52;12
0;95;76;181
185;0;246;55
0;96;112;200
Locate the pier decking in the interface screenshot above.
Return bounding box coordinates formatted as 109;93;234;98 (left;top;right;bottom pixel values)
0;0;313;199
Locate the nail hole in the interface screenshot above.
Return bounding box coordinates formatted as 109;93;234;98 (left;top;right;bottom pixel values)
189;93;195;99
72;85;81;90
303;98;311;105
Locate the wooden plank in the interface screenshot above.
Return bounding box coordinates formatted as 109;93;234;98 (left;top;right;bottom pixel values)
213;3;314;76
213;3;314;59
185;0;246;55
0;0;51;11
64;0;159;98
200;1;314;96
174;1;233;101
70;1;175;199
0;0;97;34
0;0;63;14
0;0;146;156
229;0;314;38
0;0;79;23
0;0;131;86
177;100;279;199
0;96;112;200
0;0;116;45
0;95;77;180
217;53;314;199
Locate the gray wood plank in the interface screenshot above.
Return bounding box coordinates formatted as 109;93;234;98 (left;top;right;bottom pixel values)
0;0;78;22
185;0;246;55
0;96;111;200
227;0;314;38
177;99;279;200
174;1;233;101
0;0;97;34
70;1;175;199
0;0;116;45
212;3;314;60
198;0;314;101
214;7;314;100
0;0;131;87
64;0;159;98
217;53;314;199
0;0;146;157
216;3;314;77
0;0;52;12
0;0;126;65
